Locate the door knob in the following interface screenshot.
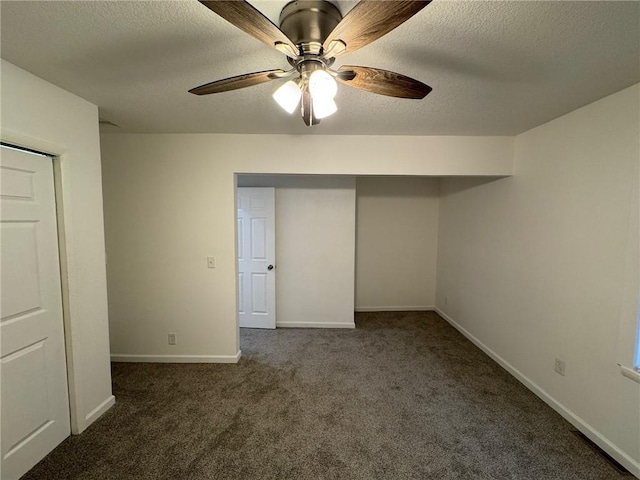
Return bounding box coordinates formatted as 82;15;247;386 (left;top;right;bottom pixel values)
267;264;274;271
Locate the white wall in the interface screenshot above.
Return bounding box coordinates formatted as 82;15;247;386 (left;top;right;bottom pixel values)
101;134;513;361
1;60;114;433
356;176;440;311
239;175;356;328
435;84;640;475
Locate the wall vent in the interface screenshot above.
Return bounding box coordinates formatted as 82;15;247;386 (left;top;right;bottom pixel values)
99;118;120;128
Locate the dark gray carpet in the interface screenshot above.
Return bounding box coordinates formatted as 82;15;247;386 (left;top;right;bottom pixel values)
23;312;629;479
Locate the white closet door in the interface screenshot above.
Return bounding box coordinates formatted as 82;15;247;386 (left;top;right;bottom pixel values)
237;187;276;329
1;146;70;480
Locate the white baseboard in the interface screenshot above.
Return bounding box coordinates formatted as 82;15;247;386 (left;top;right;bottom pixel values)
276;322;355;329
435;307;640;478
355;306;435;312
110;351;242;364
83;395;115;430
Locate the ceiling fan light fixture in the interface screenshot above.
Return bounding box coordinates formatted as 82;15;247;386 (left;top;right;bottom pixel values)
312;97;337;119
308;69;337;100
273;80;302;114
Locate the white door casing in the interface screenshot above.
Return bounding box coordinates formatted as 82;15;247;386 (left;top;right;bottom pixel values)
0;146;70;480
237;188;276;329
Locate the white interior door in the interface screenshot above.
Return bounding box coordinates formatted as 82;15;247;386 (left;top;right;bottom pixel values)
1;146;70;480
237;187;276;329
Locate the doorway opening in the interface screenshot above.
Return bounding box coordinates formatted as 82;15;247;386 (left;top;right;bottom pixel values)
234;174;357;343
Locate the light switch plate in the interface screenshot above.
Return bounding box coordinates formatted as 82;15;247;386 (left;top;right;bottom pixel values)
207;256;216;268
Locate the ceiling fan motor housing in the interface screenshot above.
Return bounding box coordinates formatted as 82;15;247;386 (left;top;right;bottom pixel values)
279;0;342;56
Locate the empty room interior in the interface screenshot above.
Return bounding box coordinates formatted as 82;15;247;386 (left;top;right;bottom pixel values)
0;1;639;479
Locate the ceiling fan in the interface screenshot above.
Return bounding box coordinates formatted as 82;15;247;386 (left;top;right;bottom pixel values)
189;0;432;126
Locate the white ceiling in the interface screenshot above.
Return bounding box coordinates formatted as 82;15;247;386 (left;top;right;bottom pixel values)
1;1;638;136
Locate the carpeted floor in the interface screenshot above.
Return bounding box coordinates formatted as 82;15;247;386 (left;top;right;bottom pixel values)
23;312;629;479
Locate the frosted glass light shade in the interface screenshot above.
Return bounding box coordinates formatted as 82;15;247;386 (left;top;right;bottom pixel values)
308;70;337;100
273;81;302;114
312;97;337;119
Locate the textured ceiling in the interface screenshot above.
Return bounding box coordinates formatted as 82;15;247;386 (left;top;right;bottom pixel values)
1;1;638;136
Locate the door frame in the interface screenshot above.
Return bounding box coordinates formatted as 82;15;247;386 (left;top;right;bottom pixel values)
1;131;84;434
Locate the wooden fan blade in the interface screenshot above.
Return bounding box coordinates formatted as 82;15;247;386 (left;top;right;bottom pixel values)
189;69;285;95
323;1;430;57
199;1;298;56
337;65;432;99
